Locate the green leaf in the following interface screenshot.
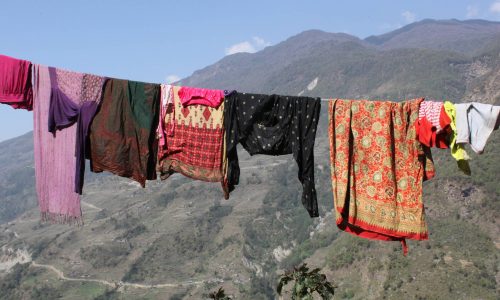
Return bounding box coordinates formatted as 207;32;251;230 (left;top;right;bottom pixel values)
277;264;335;300
277;277;289;295
325;283;336;295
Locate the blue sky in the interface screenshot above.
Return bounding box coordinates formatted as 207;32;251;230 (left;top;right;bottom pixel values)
1;0;499;142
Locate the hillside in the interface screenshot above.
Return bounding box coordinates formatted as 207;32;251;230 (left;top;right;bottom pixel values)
462;40;500;105
0;19;499;299
180;31;471;101
0;132;36;224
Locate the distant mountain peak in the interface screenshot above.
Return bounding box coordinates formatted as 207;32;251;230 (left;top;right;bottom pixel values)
287;29;360;44
365;18;500;55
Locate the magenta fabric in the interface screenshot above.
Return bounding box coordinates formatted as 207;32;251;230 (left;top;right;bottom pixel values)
0;54;33;110
33;64;82;224
178;86;224;108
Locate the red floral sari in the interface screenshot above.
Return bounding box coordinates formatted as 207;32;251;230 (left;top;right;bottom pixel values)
328;98;434;254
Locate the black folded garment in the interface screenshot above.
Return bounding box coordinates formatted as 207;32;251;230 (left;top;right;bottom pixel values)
224;92;321;217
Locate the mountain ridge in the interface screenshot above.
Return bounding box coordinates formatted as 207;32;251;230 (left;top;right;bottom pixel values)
364;18;500;55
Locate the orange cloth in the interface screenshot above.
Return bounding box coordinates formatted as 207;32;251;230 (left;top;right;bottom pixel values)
328;98;434;253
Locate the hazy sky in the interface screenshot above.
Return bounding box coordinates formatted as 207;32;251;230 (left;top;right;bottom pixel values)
1;0;499;142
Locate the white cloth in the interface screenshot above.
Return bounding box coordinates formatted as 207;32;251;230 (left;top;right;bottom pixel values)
455;102;500;154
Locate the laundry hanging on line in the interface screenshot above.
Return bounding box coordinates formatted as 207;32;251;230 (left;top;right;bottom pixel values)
157;85;227;195
48;66;107;194
224;92;321;217
329;98;435;255
89;78;161;188
32;64;83;224
455;102;500;154
443;101;471;174
0;54;499;255
415;100;451;149
0;55;33;110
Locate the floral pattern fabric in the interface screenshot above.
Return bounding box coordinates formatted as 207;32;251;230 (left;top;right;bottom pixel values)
328;98;434;249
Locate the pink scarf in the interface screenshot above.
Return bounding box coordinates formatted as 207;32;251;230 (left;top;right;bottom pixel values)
33;64;82;224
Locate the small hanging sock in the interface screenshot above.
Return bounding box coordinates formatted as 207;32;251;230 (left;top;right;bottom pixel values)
401;239;409;256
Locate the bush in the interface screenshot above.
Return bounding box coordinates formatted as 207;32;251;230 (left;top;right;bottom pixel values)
0;263;30;299
80;242;130;268
117;224;147;240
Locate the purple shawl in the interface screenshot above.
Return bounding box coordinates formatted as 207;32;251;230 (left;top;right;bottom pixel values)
48;67;106;195
33;65;82;224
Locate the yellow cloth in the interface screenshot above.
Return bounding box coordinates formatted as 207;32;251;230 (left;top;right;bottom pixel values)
443;101;471;175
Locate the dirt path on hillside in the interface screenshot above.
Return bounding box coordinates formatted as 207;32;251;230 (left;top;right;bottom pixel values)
30;260;220;289
81;201;102;211
31;261;116;287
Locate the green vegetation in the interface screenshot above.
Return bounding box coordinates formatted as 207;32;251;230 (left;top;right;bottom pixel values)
80;241;131;268
0;263;30;299
109;213;141;230
30;234;61;259
93;288;121;300
122;202;233;283
207;287;231;300
0;166;36;223
117;224;148;240
247;275;275;299
170;290;189;300
281;231;338;269
0;261;111;299
277;264;335;300
326;235;372;270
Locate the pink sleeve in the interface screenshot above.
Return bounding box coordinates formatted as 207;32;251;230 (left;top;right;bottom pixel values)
0;55;33;110
178;86;224;108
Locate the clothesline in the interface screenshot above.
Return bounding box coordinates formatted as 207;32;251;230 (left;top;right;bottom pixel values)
1;53;499;255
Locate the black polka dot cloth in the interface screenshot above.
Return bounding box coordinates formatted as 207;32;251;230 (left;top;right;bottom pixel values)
224;92;321;217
